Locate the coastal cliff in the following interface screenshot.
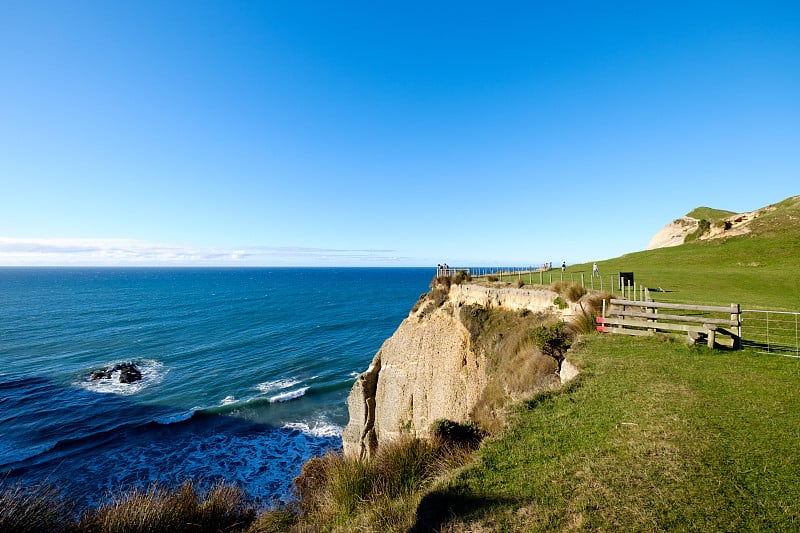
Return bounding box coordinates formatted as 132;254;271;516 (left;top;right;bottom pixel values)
342;281;581;459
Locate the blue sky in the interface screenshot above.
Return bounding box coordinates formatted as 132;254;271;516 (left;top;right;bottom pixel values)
1;1;798;266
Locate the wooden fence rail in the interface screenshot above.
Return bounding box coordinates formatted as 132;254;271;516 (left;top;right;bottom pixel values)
596;298;742;349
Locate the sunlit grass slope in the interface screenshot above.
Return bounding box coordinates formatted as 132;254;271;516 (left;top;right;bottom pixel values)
571;195;800;309
426;334;800;531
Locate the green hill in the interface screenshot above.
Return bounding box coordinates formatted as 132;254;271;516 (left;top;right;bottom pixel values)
685;206;736;221
570;195;800;309
427;195;800;532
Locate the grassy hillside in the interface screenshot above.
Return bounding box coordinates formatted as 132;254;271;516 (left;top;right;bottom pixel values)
570;195;800;309
685;206;736;221
423;334;800;531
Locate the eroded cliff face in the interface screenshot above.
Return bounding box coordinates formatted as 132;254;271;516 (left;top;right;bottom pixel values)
342;282;579;459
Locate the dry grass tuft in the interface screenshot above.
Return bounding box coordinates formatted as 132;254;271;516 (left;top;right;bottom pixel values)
0;480;74;533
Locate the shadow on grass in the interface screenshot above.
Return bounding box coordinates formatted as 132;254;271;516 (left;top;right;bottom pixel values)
410;489;519;532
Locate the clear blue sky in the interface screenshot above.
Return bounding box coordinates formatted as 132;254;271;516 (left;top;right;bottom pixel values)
1;1;798;266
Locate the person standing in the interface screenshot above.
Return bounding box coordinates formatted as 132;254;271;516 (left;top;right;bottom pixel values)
561;261;566;272
593;262;599;276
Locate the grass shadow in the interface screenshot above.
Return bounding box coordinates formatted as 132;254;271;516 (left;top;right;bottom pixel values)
410;489;519;532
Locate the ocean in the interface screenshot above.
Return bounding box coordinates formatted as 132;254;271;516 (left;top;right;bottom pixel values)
0;267;432;507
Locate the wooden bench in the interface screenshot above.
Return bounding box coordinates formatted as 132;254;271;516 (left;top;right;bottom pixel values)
596;299;741;349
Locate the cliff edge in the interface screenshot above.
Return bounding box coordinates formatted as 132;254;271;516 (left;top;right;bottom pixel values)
342;281;581;459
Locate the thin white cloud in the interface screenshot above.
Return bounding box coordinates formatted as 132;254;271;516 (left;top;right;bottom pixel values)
0;237;407;266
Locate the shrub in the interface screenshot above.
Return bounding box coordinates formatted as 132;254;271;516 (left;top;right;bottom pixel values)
410;293;427;313
487;275;499;282
459;304;491;344
430;275;451;290
452;270;471;285
513;278;525;288
430;287;449;308
532;321;572;361
431;419;484;449
554;296;567;309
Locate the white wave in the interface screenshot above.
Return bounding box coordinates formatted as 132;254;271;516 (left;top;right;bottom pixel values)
283;421;343;438
65;424;342;507
76;360;166;396
349;371;360;378
256;378;301;394
221;395;237;406
155;410;196;425
269;386;309;403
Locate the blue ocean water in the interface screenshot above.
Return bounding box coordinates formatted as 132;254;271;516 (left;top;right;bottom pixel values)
0;267;431;506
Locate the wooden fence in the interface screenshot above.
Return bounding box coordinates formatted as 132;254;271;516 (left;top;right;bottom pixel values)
596;298;742;349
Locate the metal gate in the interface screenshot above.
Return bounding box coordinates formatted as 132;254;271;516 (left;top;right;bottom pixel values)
741;310;800;357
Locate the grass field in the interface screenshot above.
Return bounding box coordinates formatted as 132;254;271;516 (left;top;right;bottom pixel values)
420;335;800;531
413;196;800;531
565;196;800;310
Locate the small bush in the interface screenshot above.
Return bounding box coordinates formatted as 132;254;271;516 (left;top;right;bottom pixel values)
487;275;498;282
513;278;525;288
431;419;484;449
532;321;572;361
430;275;451;290
452;270;472;285
554;296;567;309
430;287;449;308
410;293;427;313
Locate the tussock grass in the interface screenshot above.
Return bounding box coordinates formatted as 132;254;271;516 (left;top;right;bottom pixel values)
79;480;255;533
0;480;73;533
569;291;614;335
458;304;571;432
550;280;586;302
0;479;256;533
292;436;471;532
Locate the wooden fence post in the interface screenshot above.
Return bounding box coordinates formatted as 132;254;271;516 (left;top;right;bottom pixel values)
732;303;741;349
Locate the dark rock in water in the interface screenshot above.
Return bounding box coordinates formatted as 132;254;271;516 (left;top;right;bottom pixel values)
117;363;142;384
87;362;142;384
89;369;110;381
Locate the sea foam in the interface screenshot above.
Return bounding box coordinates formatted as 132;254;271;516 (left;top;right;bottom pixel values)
269;387;309;403
77;360;167;396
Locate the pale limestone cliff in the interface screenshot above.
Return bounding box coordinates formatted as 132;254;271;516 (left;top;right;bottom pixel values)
647;206;775;250
342;282;580;459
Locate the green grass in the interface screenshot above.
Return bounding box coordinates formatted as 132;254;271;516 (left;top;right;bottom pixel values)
559;196;800;309
685;206;736;221
421;334;800;531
